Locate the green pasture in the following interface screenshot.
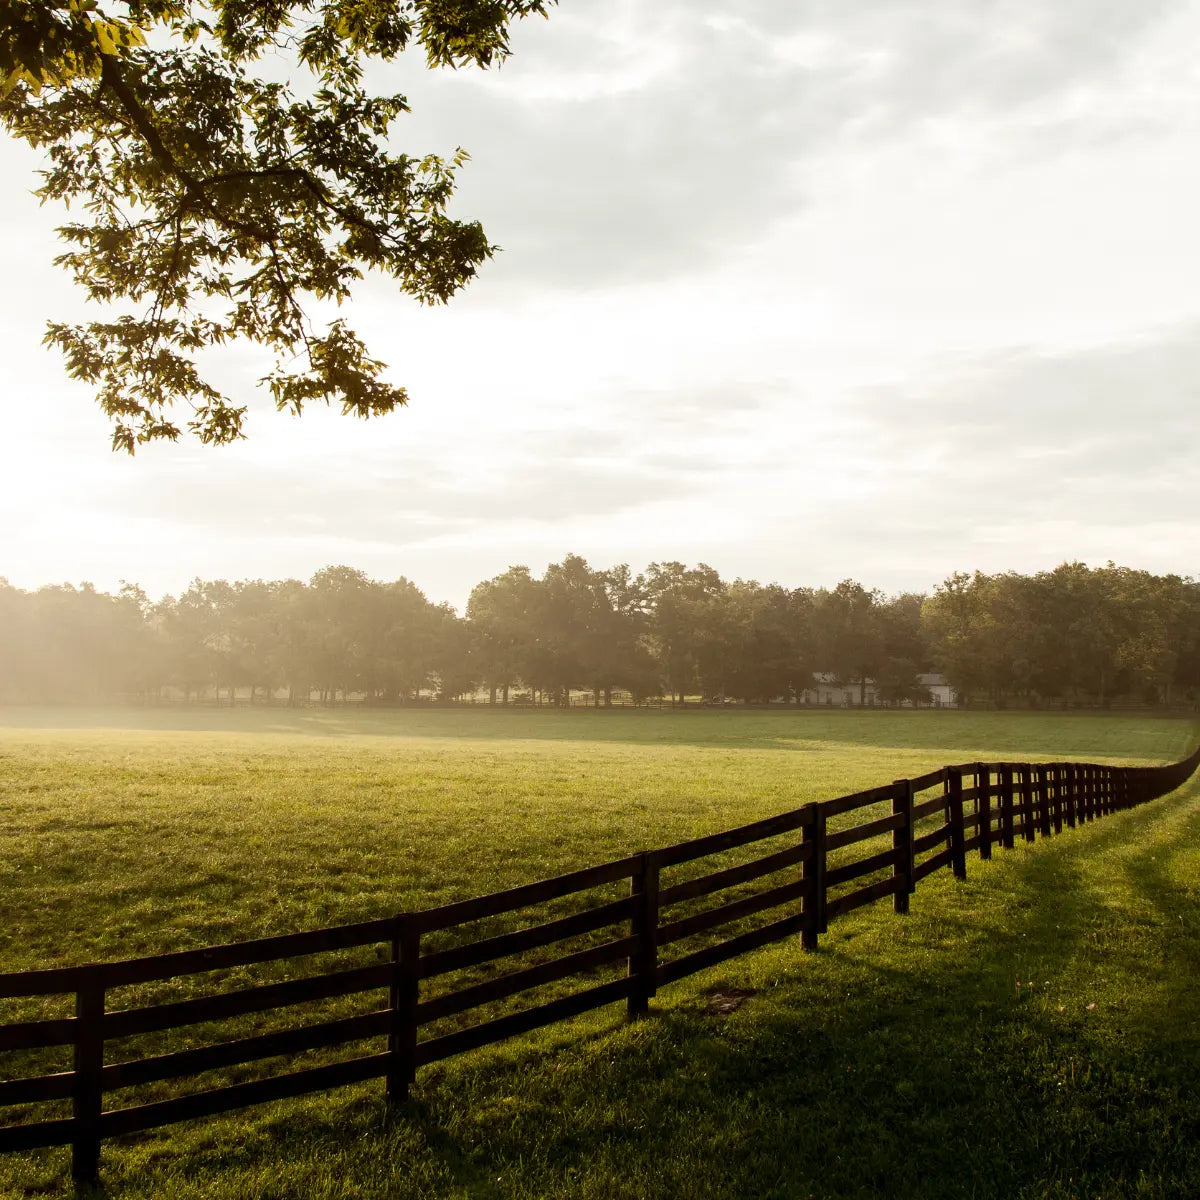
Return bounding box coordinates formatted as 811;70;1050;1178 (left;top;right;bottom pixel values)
1;707;1198;1198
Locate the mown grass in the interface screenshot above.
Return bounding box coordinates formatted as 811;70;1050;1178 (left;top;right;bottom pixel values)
0;707;1197;1198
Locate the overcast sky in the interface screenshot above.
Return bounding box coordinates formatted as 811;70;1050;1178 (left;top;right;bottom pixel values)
3;0;1199;609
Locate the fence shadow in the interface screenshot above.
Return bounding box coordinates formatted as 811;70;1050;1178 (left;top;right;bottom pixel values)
388;791;1200;1200
80;789;1196;1200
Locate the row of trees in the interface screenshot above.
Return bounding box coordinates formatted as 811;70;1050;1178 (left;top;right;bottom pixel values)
924;564;1200;707
2;558;1198;708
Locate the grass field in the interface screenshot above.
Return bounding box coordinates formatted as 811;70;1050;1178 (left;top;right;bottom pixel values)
1;706;1198;1198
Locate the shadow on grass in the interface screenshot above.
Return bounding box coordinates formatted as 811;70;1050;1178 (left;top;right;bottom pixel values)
399;791;1200;1200
29;789;1200;1200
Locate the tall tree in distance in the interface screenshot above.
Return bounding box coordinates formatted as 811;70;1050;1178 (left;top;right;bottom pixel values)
530;554;603;706
922;572;993;706
466;566;540;705
432;602;477;701
596;564;657;705
645;562;725;706
1;0;553;451
873;591;932;706
157;579;226;703
304;565;374;703
812;579;884;705
722;583;815;704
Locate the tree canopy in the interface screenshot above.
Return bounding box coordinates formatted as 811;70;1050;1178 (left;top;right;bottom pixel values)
0;0;550;451
7;557;1195;709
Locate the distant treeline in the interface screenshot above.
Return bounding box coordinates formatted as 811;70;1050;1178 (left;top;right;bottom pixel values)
1;559;1198;708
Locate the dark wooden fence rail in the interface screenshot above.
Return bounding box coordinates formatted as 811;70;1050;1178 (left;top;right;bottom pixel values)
2;745;1198;1185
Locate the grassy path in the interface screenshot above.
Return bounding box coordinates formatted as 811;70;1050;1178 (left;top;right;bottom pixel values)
0;709;1197;1197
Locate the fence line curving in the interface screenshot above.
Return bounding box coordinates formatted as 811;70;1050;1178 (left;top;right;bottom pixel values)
2;744;1198;1185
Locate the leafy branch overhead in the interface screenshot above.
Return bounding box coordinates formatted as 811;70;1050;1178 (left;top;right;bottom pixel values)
0;0;551;451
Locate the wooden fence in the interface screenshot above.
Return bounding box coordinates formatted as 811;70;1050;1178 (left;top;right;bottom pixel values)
3;745;1198;1185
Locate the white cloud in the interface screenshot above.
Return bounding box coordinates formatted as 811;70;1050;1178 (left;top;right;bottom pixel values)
2;0;1199;606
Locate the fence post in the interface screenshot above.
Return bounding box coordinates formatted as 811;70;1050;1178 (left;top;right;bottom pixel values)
1065;765;1078;829
1020;765;1036;843
387;916;420;1105
802;803;827;949
976;763;992;860
946;767;967;879
627;851;660;1018
1009;764;1021;841
72;964;105;1188
999;765;1015;850
1052;765;1064;833
892;778;915;913
1036;764;1052;838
